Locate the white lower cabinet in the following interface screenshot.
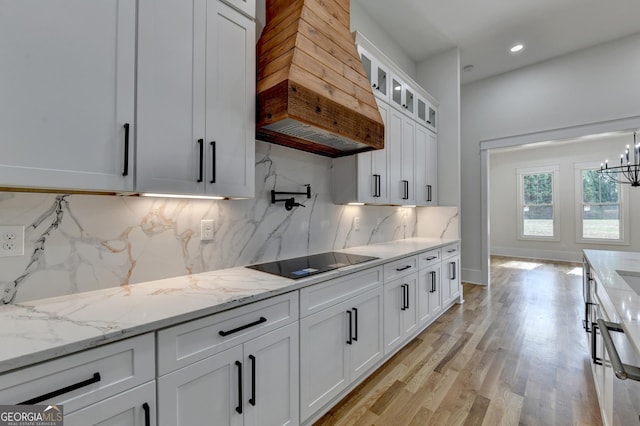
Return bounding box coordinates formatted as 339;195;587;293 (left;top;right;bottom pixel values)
158;322;298;426
383;273;419;355
0;333;155;424
417;262;442;325
443;256;460;306
300;286;383;422
65;381;156;426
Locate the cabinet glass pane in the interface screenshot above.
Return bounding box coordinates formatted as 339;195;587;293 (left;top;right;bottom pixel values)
392;78;402;105
405;89;414;113
418;99;426;121
377;67;387;96
361;53;372;84
428;107;436;125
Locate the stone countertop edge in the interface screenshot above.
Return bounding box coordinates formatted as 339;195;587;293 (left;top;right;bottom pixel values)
0;237;459;375
583;249;640;358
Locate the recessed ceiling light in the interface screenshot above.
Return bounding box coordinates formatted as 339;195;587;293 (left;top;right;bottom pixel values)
463;65;474;72
510;43;524;53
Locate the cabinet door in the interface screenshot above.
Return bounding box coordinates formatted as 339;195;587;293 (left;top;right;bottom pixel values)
205;1;255;198
415;125;438;207
357;103;389;204
65;382;156;426
137;0;207;194
0;0;135;192
243;323;299;426
388;108;404;205
157;345;243;426
300;301;350;422
418;265;441;325
358;47;388;102
444;257;461;305
401;117;416;204
349;287;384;381
402;275;419;337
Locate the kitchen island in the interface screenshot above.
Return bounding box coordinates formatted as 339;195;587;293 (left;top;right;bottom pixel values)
583;249;640;426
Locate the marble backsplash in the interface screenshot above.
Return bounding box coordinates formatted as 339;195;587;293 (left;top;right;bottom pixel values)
0;141;456;304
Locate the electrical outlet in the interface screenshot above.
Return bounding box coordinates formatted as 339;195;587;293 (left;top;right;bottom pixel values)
0;226;24;257
354;216;361;231
201;220;215;241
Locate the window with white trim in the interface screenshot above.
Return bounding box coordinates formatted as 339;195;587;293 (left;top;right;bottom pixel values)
575;162;628;244
517;165;560;240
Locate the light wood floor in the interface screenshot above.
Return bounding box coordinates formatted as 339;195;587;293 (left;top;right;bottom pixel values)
315;256;602;426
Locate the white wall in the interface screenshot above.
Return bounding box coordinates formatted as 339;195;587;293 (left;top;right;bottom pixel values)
490;135;640;262
461;33;640;282
350;0;416;79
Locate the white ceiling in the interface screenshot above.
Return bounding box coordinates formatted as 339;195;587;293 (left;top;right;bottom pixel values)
355;0;640;84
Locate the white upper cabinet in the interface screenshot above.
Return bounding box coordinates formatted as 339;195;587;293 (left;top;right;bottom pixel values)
137;0;255;198
358;46;390;103
390;74;415;118
0;0;136;192
389;108;416;205
332;103;390;204
417;95;437;133
415;124;438;207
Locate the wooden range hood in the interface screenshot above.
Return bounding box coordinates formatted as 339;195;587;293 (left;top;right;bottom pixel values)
256;0;384;158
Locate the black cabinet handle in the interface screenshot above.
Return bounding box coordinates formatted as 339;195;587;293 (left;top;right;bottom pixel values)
19;372;101;405
447;248;457;253
402;180;409;200
405;284;410;309
210;141;216;184
197;139;204;183
352;307;358;342
396;265;412;272
425;256;437;261
373;174;381;197
122;123;130;177
429;271;436;293
219;317;267;337
249;355;256;406
142;402;150;426
427;184;432;202
346;310;353;345
235;361;243;414
450;262;456;280
591;321;602;365
401;284;407;311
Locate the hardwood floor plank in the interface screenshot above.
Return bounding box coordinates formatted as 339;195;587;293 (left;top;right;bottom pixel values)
315;257;603;426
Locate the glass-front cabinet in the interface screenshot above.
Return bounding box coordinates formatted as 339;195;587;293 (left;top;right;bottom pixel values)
417;95;437;133
358;46;389;102
390;74;415;118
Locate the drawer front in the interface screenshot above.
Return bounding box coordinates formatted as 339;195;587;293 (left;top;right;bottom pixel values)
384;256;418;282
441;243;460;260
418;249;441;269
299;266;383;318
0;333;154;413
157;291;298;375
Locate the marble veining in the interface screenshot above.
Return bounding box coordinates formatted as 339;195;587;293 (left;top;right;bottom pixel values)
0;237;458;374
0;142;466;305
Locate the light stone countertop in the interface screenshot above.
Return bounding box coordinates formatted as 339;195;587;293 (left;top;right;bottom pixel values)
0;237;458;374
584;249;640;356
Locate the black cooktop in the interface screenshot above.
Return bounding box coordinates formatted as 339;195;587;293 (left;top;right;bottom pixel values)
246;252;379;279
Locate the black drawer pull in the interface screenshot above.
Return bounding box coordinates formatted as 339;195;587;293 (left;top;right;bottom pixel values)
346;310;353;345
447;248;457;253
401;284;408;311
235;361;243;414
425;256;437;261
143;402;150;426
249;354;256;406
427;184;432;202
19;372;101;405
219;317;267;337
450;262;456;280
122;123;130;177
373;174;381;197
429;271;436;293
396;265;412;272
402;180;409;200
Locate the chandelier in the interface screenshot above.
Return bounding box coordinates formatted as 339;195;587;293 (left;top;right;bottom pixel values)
598;132;640;187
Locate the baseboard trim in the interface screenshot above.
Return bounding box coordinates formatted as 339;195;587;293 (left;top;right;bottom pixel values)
491;246;582;263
